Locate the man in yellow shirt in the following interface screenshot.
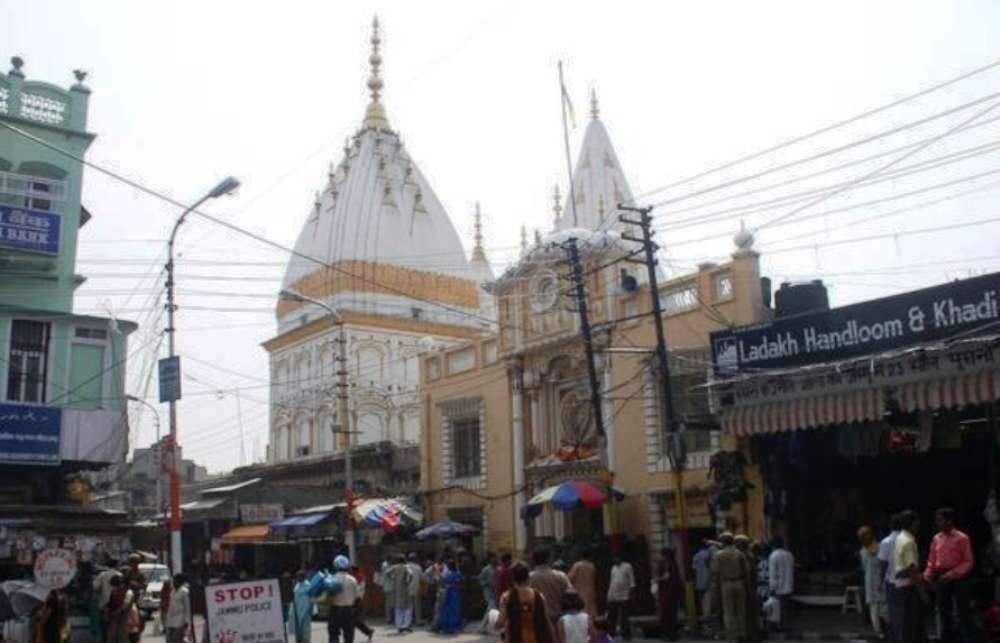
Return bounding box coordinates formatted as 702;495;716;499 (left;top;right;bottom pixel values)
891;510;927;643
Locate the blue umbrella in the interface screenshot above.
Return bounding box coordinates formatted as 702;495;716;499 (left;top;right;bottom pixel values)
414;521;477;541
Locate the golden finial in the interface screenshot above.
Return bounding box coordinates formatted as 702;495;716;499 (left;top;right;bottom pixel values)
552;184;563;226
590;87;599;120
520;225;528;256
363;15;391;130
472;202;487;262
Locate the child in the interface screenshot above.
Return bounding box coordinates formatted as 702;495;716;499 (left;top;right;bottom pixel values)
558;591;592;643
593;616;616;643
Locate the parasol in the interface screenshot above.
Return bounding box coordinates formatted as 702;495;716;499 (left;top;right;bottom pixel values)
414;521;477;541
522;480;624;519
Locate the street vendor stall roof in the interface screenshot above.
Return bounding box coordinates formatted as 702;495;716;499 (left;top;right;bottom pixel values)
219;524;270;545
710;333;1000;436
201;478;262;495
180;497;229;512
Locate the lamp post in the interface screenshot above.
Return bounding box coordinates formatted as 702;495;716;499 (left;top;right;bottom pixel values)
126;395;165;560
279;289;355;561
165;176;240;574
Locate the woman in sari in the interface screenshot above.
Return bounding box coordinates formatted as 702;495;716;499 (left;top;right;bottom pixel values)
495;562;555;643
435;559;465;634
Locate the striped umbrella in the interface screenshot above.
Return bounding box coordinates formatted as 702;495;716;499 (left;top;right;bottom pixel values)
523;480;620;519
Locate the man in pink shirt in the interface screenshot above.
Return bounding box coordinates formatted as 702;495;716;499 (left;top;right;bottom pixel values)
924;507;975;643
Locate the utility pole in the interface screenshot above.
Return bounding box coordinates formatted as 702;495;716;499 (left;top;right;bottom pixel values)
561;238;607;465
619;205;696;630
335;318;356;561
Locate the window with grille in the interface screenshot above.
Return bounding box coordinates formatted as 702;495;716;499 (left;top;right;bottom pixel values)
655;365;716;455
660;286;698;314
6;320;50;403
0;171;66;212
451;416;482;479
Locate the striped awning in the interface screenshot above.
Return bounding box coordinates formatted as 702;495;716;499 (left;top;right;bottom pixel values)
720;369;1000;436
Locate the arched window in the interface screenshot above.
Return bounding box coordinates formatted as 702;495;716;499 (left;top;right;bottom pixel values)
356;412;383;445
275;425;289;462
297;418;311;457
356;345;384;385
318;415;334;453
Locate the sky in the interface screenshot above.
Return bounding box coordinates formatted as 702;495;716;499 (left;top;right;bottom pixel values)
3;0;1000;472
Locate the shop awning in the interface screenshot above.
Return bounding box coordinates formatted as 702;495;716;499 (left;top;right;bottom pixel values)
219;524;270;545
715;336;1000;436
268;513;330;536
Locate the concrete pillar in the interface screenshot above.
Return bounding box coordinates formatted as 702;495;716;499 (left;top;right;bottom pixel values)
511;366;527;552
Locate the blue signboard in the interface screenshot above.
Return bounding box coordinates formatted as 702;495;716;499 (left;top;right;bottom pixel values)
0;205;62;256
159;356;182;403
711;271;1000;373
0;403;62;466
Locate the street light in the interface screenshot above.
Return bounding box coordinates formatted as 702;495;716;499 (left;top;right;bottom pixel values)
126;394;165;560
278;288;355;561
164;176;240;574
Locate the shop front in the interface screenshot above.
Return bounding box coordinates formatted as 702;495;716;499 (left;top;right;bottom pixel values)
710;273;1000;615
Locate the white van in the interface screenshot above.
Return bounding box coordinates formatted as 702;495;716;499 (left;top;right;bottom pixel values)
137;563;171;617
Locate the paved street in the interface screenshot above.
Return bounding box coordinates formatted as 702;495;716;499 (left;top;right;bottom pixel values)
140;616;849;643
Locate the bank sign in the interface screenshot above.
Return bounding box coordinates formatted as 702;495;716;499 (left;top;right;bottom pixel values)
0;403;62;465
712;271;1000;373
0;205;61;256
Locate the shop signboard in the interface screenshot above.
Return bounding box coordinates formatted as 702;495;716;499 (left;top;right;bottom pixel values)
712;271;1000;373
34;548;77;589
0;403;62;465
0;205;61;256
206;579;285;643
240;504;284;524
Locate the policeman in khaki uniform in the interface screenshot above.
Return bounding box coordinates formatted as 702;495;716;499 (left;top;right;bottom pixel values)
711;532;750;643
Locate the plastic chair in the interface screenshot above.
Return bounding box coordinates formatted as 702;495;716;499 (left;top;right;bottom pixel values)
842;585;862;614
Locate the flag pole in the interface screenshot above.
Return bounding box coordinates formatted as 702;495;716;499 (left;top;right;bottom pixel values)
558;61;579;227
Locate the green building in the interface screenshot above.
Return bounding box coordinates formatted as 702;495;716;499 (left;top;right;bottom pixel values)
0;55;137;548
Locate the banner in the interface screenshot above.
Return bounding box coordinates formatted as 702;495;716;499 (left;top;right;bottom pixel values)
712;272;1000;372
206;579;285;643
0;403;61;465
0;205;61;256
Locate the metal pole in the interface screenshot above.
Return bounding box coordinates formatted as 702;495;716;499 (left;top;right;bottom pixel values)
337;320;355;561
561;238;607;463
619;205;696;630
127;395;163;556
558;61;579;228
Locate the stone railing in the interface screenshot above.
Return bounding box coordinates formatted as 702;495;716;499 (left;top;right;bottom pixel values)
0;58;90;132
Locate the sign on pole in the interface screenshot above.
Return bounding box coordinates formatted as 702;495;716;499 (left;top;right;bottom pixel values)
206;579;285;643
159;356;182;403
34;549;77;589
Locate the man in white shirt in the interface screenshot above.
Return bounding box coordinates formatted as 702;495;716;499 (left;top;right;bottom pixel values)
606;556;636;641
877;513;902;641
768;537;795;631
165;574;192;643
892;510;928;642
328;555;360;643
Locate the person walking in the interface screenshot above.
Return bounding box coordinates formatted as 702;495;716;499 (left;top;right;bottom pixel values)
711;533;749;643
557;592;593;643
328;556;360;643
478;553;499;634
352;565;375;642
287;571;314;643
378;558;395;625
529;550;572;632
495;562;555;643
567;548;598;620
34;590;68;643
164;575;191;643
892;510;928;643
654;547;682;640
767;536;794;631
606;556;636;642
692;540;717;624
735;536;762;643
435;559;465;634
495;554;513;604
389;555;415;633
405;554;423;627
878;513;902;642
858;526;887;639
924;507;976;643
103;577;133;643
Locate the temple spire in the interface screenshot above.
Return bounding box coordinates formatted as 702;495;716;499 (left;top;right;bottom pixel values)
363;16;391;130
471;201;487;263
520;225;528;256
590;87;599;120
